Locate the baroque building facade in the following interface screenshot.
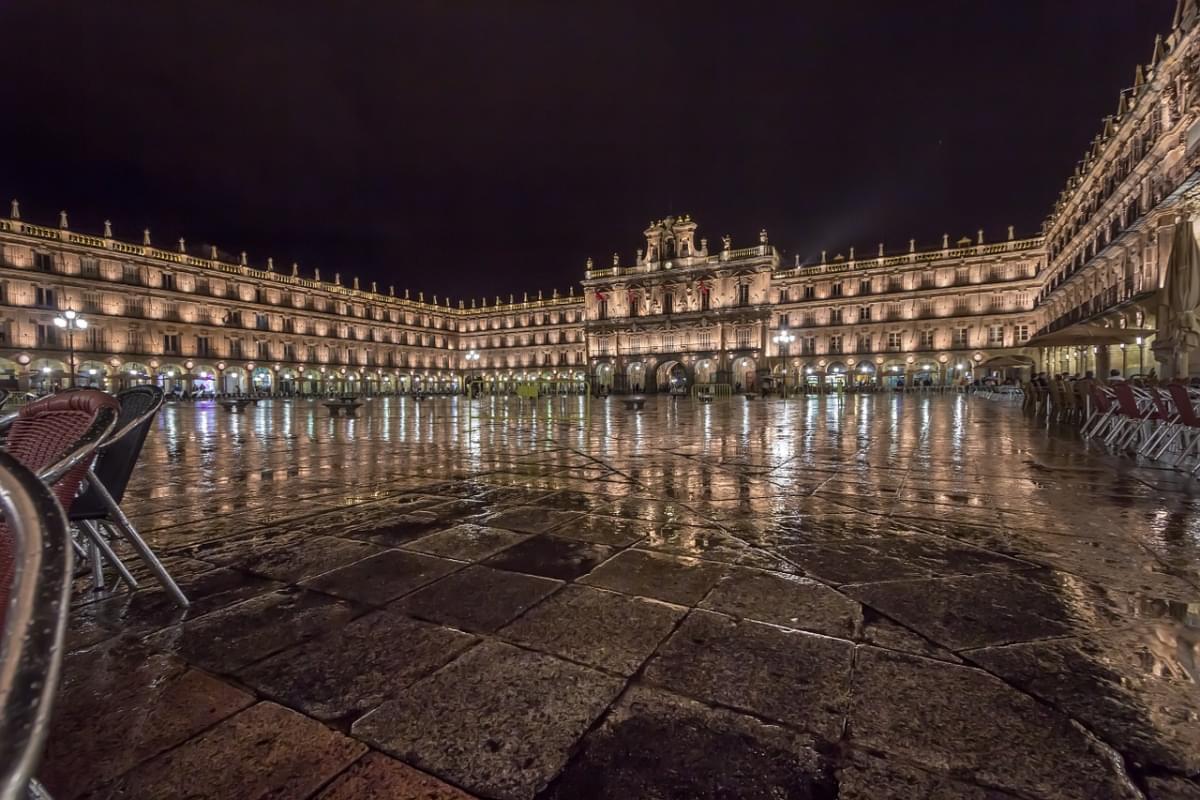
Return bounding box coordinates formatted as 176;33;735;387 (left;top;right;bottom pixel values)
0;3;1196;396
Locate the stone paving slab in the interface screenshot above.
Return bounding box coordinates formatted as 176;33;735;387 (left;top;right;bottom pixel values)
354;641;624;800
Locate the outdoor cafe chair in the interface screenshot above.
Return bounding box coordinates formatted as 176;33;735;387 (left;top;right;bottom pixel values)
1105;383;1162;450
69;387;188;607
1081;384;1120;439
0;451;73;800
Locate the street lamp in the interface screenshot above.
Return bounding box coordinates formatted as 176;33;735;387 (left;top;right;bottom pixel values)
53;309;87;387
464;350;480;396
772;328;795;395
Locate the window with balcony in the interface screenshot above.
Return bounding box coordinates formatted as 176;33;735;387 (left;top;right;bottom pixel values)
34;252;53;273
256;313;269;331
163;334;181;354
829;308;842;324
662;293;674;315
1016;324;1030;342
953;327;969;348
828;335;843;354
887;332;902;351
597;299;608;320
778;288;790;303
860;306;871;322
988;325;1005;346
81;258;100;278
856;334;872;352
802;336;816;355
803;285;815;300
122;264;140;285
257;341;270;360
34;287;56;309
737;283;750;306
918;330;934;349
196;336;212;357
162;272;177;291
35;323;58;347
831;282;843;297
859;280;871;295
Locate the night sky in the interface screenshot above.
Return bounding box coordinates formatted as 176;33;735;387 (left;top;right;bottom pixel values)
0;1;1174;301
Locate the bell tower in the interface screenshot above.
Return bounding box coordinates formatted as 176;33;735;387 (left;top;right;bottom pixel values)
643;214;700;264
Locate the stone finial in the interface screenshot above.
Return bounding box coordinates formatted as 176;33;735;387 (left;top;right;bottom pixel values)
240;251;248;265
509;294;514;303
389;285;395;296
523;292;528;302
418;291;424;302
908;238;915;253
849;246;855;260
553;289;559;299
759;229;769;244
352;276;360;290
212;245;219;260
334;272;341;285
495;296;501;306
471;298;476;308
103;220;113;238
446;296;450;307
942;233;949;249
586;257;593;269
292;262;299;277
404;288;410;299
481;297;487;307
722;235;731;251
821;250;827;264
977;229;984;245
637;248;644;262
433;294;438;304
178;237;186;253
700;237;707;253
459;300;464;309
795;254;800;267
878;242;884;257
267;257;275;271
569;286;574;296
143;228;151;246
315;267;322;281
538;290;543;300
1007;225;1015;241
371;281;377;293
9;199;19;220
59;210;69;229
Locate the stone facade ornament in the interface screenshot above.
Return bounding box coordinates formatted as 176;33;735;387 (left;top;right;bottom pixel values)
104;220;113;238
10;199;19;220
59;210;68;229
143;229;151;246
241;251;248;265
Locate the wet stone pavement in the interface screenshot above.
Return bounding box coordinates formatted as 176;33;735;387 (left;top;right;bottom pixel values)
46;393;1200;799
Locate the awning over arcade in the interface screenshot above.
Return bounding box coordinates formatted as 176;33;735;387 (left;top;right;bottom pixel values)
1024;323;1157;348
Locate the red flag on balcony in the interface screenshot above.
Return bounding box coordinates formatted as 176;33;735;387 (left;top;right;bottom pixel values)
595;290;608;301
698;280;710;294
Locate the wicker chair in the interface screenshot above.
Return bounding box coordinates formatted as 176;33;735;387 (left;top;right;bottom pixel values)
0;390;118;608
70;387;188;606
0;451;74;800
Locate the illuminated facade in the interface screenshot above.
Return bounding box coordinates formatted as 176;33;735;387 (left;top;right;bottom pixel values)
0;5;1195;394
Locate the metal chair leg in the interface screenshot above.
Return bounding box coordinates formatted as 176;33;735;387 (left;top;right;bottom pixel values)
80;520;139;590
86;470;189;607
88;537;105;591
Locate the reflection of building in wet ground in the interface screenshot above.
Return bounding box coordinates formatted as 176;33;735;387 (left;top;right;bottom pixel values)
46;394;1200;798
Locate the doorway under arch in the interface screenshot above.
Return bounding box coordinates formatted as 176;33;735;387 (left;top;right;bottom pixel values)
730;357;756;392
654;360;686;393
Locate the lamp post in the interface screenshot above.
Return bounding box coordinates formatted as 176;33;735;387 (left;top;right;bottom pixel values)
53;309;87;388
465;350;480;396
772;329;795;396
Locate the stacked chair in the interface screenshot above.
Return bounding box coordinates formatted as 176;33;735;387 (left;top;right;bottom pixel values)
1080;380;1200;474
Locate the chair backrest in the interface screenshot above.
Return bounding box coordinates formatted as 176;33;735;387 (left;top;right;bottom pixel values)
4;390;119;513
1111;383;1144;418
0;451;72;800
71;386;163;516
1167;383;1200;427
1090;385;1114;413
